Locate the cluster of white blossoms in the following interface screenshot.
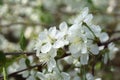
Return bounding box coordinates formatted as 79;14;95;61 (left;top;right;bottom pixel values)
6;7;118;80
33;7;118;80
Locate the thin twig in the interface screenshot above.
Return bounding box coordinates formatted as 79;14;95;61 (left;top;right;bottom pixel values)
3;37;120;56
0;64;42;79
4;52;35;56
99;37;120;46
107;30;120;34
0;22;49;27
0;52;70;79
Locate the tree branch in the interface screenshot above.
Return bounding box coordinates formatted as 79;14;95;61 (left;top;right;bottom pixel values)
107;30;120;34
0;51;70;79
3;36;120;56
4;52;35;56
0;22;49;27
0;64;42;79
99;37;120;46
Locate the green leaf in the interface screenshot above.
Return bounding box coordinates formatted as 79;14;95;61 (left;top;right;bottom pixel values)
40;12;53;24
0;55;23;73
3;66;8;80
0;51;6;67
87;0;93;4
56;48;65;58
25;58;30;67
0;51;8;80
0;0;3;5
19;31;27;50
95;62;101;70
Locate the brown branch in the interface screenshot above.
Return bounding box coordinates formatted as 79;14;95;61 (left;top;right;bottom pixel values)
113;31;120;33
0;51;70;79
107;30;120;34
0;64;42;79
3;36;120;56
98;37;120;48
4;52;35;56
99;37;120;46
0;22;49;27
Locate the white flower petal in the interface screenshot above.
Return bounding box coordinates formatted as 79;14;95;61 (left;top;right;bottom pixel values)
73;76;81;80
104;53;108;64
81;43;87;54
72;51;81;58
53;40;64;48
39;30;48;41
90;25;101;37
68;24;80;33
108;43;118;60
74;7;89;23
61;72;70;80
64;56;74;64
59;22;68;32
34;40;42;50
90;25;101;33
18;58;26;70
63;40;69;45
49;48;57;57
48;58;56;72
81;7;89;16
37;72;46;80
41;42;52;53
84;14;93;25
99;32;109;43
80;54;89;65
36;49;40;57
84;26;94;39
89;44;99;55
28;56;34;64
109;52;115;60
108;43;118;52
95;78;102;80
69;43;81;54
48;27;57;38
20;71;29;78
26;75;35;80
55;31;65;39
108;43;114;50
86;73;94;80
99;46;105;51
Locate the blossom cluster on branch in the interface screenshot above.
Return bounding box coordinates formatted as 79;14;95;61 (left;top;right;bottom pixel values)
33;7;118;80
1;7;118;80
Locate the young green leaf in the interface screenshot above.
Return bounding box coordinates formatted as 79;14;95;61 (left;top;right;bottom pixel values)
40;12;53;24
95;62;102;70
0;0;3;5
0;51;8;80
19;31;27;51
87;0;93;4
25;58;30;67
0;51;6;67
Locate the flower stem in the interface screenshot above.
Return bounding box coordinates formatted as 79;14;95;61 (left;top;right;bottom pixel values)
83;22;97;39
2;65;8;80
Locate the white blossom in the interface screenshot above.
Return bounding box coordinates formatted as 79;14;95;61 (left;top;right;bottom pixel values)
86;73;94;80
18;56;35;78
108;42;118;60
38;48;57;72
37;67;70;80
74;7;89;24
33;7;118;79
99;32;109;43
